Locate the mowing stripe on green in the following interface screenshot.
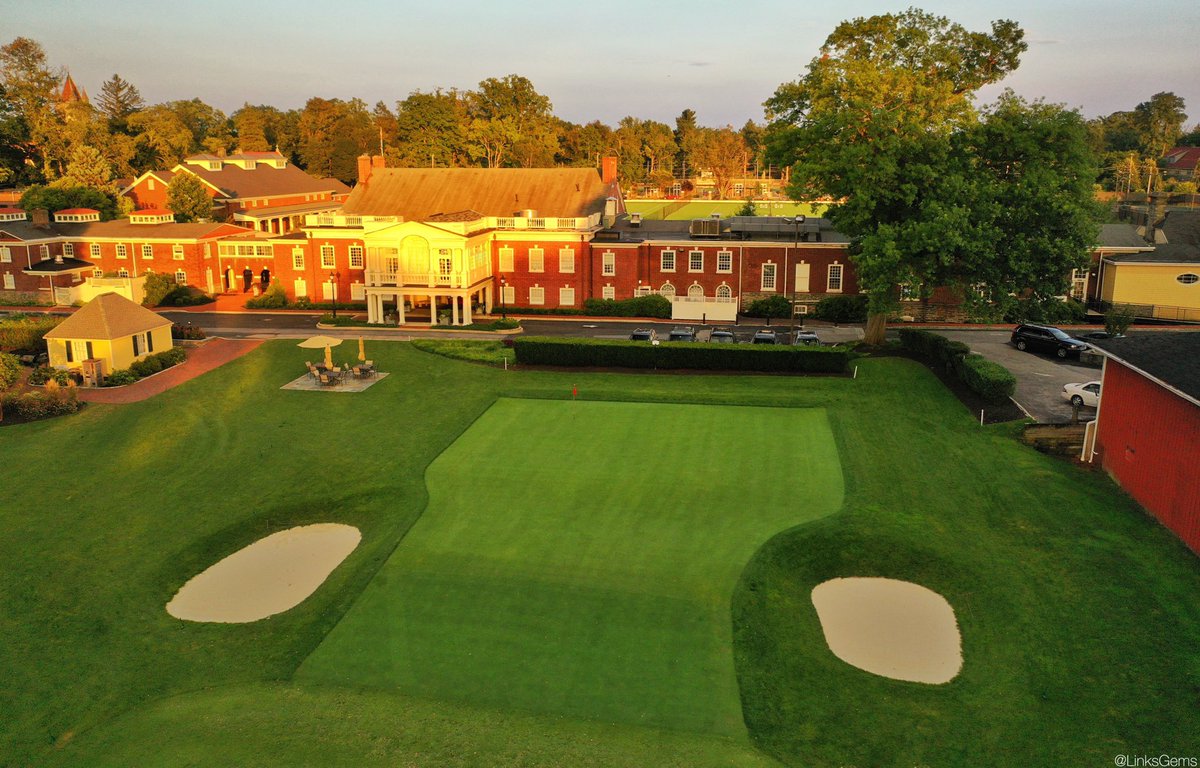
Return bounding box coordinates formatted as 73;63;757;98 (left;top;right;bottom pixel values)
299;398;844;737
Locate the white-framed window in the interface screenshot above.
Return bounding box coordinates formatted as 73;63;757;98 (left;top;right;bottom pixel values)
292;248;304;270
761;263;777;291
90;243;101;258
148;178;156;191
141;244;153;260
2;273;13;290
689;250;704;272
174;270;187;284
528;247;544;273
660;250;676;272
294;278;307;297
92;268;102;278
320;244;335;269
559;247;575;273
0;246;10;263
322;280;335;300
795;262;811;292
1176;272;1198;285
349;245;364;269
438;256;452;277
734;183;744;196
63;242;74;257
39;245;50;258
351;282;366;300
172;244;185;260
602;284;615;300
688;283;704;298
502;285;515;304
716;284;732;300
499;246;514;272
116;244;127;259
559;286;575;305
118;267;129;277
204;243;211;259
828;263;843;293
659;282;676;298
529;285;545;305
717;250;732;273
602;251;615;276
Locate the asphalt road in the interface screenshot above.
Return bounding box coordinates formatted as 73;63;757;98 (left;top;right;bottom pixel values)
933;328;1101;423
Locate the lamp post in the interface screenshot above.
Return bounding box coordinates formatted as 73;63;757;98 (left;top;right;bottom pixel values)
782;216;806;336
499;276;507;320
329;270;340;320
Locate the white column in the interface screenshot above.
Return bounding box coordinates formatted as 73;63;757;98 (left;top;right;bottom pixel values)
429;294;437;326
396;293;405;325
452;295;461;326
485;285;493;314
367;293;378;324
463;295;473;326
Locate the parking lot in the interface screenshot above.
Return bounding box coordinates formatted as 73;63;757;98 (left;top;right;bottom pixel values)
933;329;1100;423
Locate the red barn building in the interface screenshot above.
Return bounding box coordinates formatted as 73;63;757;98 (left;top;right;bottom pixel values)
1089;333;1200;555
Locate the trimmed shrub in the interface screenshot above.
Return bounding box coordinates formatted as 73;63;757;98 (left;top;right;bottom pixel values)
742;295;792;318
141;272;178;307
1004;297;1086;324
958;354;1017;404
898;329;969;369
0;352;20;390
104;369;139;387
245;283;289;309
27;367;70;386
813;294;869;323
172;323;206;340
1;389;82;421
500;306;587;316
581;294;672;318
512;336;848;373
130;355;163;377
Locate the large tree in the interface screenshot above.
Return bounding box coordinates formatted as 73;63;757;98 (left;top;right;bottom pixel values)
391;89;469;168
0;37;62;182
96;74;143;130
166;172;213;222
765;9;1027;342
690;126;749;198
465;75;557;167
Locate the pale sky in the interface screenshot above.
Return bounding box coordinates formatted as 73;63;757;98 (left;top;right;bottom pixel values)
6;0;1199;128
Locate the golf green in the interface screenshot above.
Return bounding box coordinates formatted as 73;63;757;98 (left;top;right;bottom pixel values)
298;398;844;737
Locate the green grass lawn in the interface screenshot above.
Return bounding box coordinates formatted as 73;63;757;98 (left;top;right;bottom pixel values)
298;399;842;736
1;343;1197;767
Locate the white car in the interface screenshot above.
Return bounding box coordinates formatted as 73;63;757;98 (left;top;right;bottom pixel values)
1062;381;1101;408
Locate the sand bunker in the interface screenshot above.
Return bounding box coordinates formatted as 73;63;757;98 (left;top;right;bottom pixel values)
167;523;361;623
811;577;962;684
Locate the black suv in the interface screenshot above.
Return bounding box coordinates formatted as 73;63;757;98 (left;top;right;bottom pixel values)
1010;324;1089;359
668;327;697;342
751;330;778;344
629;328;657;341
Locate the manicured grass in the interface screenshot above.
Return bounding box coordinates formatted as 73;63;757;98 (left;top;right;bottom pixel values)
1;345;1197;766
298;399;842;736
410;338;512;366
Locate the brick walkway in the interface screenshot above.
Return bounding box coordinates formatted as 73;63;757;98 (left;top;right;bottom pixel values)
76;338;263;404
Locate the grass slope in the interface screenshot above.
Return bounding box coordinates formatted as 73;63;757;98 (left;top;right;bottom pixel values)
1;347;1197;766
298;399;842;736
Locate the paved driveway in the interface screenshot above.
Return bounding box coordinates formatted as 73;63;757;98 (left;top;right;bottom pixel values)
932;329;1100;423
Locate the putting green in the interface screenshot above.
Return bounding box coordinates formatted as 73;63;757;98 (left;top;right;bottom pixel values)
298;398;843;737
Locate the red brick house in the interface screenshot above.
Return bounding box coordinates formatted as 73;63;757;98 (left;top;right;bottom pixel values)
1088;333;1200;555
122;151;349;235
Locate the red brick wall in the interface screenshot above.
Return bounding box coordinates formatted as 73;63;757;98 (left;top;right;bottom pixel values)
493;239;588;309
1097;360;1200;554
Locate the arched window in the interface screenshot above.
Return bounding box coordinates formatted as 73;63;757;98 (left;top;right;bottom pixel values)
659;282;676;298
688;283;705;298
716;284;732;299
400;235;430;276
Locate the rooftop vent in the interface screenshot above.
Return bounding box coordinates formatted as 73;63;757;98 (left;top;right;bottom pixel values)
689;218;721;238
629;212;642;227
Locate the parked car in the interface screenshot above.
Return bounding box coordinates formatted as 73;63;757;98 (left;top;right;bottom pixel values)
1062;381;1101;408
752;330;778;344
793;330;821;346
709;329;736;343
629;328;657;341
668;327;696;342
1010;323;1090;358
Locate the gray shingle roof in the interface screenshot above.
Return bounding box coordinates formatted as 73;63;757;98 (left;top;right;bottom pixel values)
1091;332;1200;405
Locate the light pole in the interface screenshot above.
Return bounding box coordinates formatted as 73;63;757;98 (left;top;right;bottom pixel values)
329;270;340;320
782;216;806;336
499;276;507;320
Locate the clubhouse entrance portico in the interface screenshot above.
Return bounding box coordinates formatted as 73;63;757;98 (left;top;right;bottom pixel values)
363;221;495;326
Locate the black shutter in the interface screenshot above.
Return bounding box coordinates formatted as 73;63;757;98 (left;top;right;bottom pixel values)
132;334;139;357
66;341;73;363
86;341;93;359
147;331;154;353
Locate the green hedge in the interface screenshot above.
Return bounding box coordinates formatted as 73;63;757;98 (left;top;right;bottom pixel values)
112;347;186;385
581;294;672;318
957;354;1017;404
0;315;62;351
813;294;869;323
513;336;848;373
0;352;20;390
898;328;1015;404
1;389;82;421
742;295;792;318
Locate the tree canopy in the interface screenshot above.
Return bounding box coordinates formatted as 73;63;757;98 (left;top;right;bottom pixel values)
166;172;212;222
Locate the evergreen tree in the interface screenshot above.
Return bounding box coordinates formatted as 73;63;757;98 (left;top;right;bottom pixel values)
166;172;213;222
96;74;143;129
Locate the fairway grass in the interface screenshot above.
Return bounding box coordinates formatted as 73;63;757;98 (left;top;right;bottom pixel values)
4;343;1199;767
298;399;843;736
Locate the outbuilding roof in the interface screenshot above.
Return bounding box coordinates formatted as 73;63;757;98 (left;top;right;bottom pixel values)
44;292;171;341
341;167;610;220
180;163;342;201
1091;332;1200;406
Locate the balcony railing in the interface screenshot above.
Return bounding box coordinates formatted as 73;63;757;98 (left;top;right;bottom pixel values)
366;264;492;289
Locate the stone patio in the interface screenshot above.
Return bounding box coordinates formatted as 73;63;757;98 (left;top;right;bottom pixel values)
281;371;389;392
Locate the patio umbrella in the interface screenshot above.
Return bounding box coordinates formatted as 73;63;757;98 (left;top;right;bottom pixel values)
324;344;334;370
297;335;344;349
358;336;366;363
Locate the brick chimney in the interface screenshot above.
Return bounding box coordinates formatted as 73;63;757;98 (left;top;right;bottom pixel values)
371;154;385;170
601;156;617;185
31;208;50;229
357;154;373;185
1146;192;1168;244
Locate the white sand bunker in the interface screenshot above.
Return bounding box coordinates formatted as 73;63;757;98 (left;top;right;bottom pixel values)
811;577;962;684
167;523;361;623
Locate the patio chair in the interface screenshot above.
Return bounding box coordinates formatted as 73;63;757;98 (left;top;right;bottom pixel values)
319;373;337;387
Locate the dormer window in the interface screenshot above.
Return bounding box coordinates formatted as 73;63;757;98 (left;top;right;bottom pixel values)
0;208;27;222
53;208;101;223
129;209;176;225
208;161;220;170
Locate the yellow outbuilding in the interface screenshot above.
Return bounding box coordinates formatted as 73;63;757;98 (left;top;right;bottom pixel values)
43;292;173;382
